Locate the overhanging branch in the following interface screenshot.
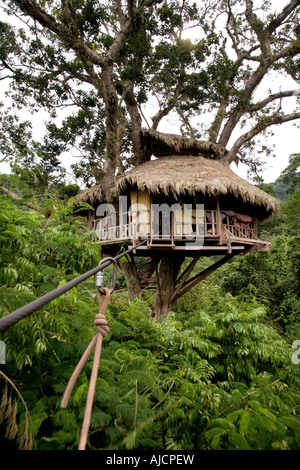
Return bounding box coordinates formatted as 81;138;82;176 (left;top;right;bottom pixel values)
230;111;300;157
246;89;299;113
12;0;105;67
0;186;46;215
267;0;300;34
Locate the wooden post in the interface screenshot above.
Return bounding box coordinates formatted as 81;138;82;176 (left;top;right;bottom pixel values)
227;235;232;254
216;198;221;235
170;210;175;248
171;252;202;302
253;217;258;238
216;197;223;245
149;193;153;240
88;210;93;231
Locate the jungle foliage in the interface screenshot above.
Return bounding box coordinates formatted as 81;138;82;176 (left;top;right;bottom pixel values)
0;169;299;451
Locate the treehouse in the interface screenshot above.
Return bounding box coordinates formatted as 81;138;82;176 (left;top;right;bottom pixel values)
75;130;280;317
75;130;279;259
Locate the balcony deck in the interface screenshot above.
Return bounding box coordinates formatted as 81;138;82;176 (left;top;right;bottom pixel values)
91;209;270;255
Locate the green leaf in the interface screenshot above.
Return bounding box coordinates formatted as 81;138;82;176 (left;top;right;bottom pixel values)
205;427;227;448
73;383;88;406
90;410;111;429
30;412;48;436
229;432;252;450
239;411;250;436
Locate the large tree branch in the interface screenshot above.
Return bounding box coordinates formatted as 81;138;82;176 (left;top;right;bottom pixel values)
229;111;300;158
11;0;105;66
246;89;299;113
208;102;228;143
245;0;275;65
268;0;300;34
0;56;14;73
151;83;183;130
9;0;137;186
105;17;133;65
244;1;268;44
115;0;127;28
218;44;300;147
106;1;137;65
274;39;300;61
123;81;144;165
226;0;239;55
218;0;300;148
218;59;270;147
138;0;163;7
10;1;137;93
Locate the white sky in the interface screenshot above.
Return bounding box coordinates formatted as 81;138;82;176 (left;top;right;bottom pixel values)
0;0;299;185
233;0;300;182
179;0;300;183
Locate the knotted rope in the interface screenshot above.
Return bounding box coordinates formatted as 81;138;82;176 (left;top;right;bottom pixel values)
61;287;110;450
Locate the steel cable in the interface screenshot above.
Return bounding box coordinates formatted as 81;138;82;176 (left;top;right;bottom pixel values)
0;239;146;333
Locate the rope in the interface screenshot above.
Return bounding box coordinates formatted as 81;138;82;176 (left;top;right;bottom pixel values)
61;287;110;450
0;240;148;448
0;239;146;333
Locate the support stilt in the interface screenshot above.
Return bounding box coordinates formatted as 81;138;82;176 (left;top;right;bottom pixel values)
172;254;235;302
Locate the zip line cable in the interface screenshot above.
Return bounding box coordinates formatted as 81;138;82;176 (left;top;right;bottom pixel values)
0;239;146;333
0;239;147;450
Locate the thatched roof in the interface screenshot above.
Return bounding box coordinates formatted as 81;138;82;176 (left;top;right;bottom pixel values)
75;154;279;220
74;131;232;206
75;184;103;205
141;129;229;159
116;155;279;218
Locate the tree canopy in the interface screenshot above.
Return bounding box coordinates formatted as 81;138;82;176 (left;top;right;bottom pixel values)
0;0;300;187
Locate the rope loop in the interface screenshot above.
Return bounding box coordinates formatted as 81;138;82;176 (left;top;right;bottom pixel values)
94;313;109;337
61;286;111;450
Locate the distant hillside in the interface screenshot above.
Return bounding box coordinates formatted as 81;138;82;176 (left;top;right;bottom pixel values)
273;179;290;200
258;153;300;200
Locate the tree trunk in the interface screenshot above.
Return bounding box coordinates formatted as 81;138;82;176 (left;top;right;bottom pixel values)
118;255;142;298
124;82;144;166
101;64;126;192
151;254;184;320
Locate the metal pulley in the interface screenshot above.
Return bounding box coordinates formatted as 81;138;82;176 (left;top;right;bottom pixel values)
96;257;118;294
96;270;104;288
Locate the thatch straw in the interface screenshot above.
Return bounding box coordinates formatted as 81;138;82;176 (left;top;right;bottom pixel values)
114;155;279;218
74;184;103;205
141;129;229;159
74;130;279;220
74;131;231;206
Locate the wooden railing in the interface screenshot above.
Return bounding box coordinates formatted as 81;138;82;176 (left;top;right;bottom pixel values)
92;209;257;243
221;223;257;240
173;209;219;238
204;210;219;237
92;210;149;241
